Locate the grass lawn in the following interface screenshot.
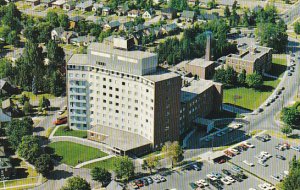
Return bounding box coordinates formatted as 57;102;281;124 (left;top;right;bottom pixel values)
223;57;286;110
48;141;108;166
54;126;87;138
16;91;55;102
83;157;118;171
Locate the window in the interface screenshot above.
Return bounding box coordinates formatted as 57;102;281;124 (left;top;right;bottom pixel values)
122;82;125;85
116;95;119;99
146;89;149;93
103;100;106;103
116;88;119;91
103;85;106;88
103;77;106;81
96;61;106;66
116;110;119;113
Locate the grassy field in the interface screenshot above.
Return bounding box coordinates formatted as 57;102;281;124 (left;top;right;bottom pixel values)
16;91;55;102
54;126;87;138
83;157;118;171
223;56;287;110
48;141;107;166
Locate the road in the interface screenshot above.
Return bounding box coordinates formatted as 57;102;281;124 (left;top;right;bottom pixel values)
281;1;300;24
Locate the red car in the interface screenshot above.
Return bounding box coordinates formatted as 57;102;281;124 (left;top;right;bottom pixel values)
135;180;143;187
218;159;226;164
53;116;67;125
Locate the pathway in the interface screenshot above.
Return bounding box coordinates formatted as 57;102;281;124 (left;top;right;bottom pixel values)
222;104;252;114
74;155;115;169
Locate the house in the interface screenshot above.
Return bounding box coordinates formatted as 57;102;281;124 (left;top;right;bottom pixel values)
51;27;65;42
134;24;146;32
40;0;55;7
142;9;155;19
103;21;120;31
144;26;162;38
119;21;134;32
181;10;195;22
188;0;197;5
161;8;177;19
75;0;93;12
51;0;66;8
69;16;84;22
0;108;11;123
70;35;95;47
128;9;140;18
61;31;78;44
197;13;218;22
0;78;19;96
26;0;40;6
116;3;129;16
161;23;179;35
92;2;103;12
63;1;76;11
102;6;111;16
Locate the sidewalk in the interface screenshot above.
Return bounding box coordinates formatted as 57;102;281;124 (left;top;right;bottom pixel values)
74;155;115;169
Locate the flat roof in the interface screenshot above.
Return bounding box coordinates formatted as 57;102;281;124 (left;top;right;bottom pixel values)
68;54;88;65
143;70;180;82
181;79;214;103
187;58;214;68
88;126;151;151
228;45;272;62
89;42;157;60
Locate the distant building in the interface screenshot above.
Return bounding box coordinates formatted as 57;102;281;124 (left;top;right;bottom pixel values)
128;9;140;18
161;8;177;19
40;0;55;7
92;2;103;12
225;45;272;74
70;35;95;47
75;0;93;12
26;0;40;6
0;78;19;96
0;146;13;179
142;10;155;19
51;0;66;8
185;59;215;79
103;21;120;31
181;10;195;22
102;7;111;16
116;3;129;16
63;1;76;11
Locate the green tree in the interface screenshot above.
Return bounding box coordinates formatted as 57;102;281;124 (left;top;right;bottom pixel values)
281;107;300;128
39;96;50;110
281;156;300;190
6;30;20;46
61;176;91;190
133;16;145;25
5;117;33;150
0;58;13;78
20;94;30;105
114;156;134;181
245;72;263;89
98;30;112;42
17;136;42;164
162;141;183;168
37;22;52;43
207;0;217;9
224;5;231;18
294;22;300;34
281;125;293;137
34;154;54;177
45;11;59;27
142;156;160;174
58;14;69;29
91;167;111;186
23;101;32;115
23;26;39;43
50;70;65;96
237;69;246;85
46;40;65;72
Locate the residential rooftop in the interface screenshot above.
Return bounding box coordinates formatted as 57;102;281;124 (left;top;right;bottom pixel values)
187;58;214;68
143;70;181;82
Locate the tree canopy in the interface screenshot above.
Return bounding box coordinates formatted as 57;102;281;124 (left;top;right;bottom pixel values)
61;176;91;190
114;156;135;181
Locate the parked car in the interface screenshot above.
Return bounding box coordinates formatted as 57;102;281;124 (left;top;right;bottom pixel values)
193;164;201;171
53;116;67;125
291;146;300;152
206;174;218;181
244;142;255;148
257;160;268;167
221;177;231;185
232;166;242;173
189;182;198;189
135;180;144;187
222;169;231;176
243;160;254;167
271;175;282;182
129;182;139;189
225;176;235;183
276;155;286;160
256;136;266;142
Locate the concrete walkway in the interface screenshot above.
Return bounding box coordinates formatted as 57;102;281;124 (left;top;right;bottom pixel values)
222;104;252;114
74;155;115;169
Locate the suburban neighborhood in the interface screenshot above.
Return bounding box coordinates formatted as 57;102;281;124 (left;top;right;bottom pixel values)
0;0;300;189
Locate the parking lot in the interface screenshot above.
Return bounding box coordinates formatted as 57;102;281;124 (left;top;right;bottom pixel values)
230;135;300;185
129;160;262;190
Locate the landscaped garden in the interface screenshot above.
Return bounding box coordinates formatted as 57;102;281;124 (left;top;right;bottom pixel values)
54;126;87;138
48;141;107;166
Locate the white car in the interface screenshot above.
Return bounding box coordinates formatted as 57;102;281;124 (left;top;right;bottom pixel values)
260;151;272;158
244;142;255;148
243;160;254;167
221;177;231;185
229;148;239;154
206;174;217;181
196;179;208;186
284;170;289;176
249;188;257;190
225;176;235;183
258;183;275;190
257;160;268;167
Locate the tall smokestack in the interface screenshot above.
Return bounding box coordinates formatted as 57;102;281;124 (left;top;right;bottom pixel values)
205;32;211;61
